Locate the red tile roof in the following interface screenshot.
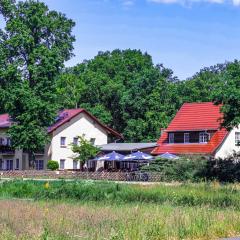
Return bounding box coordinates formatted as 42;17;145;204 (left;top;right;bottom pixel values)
0;114;11;128
166;102;223;132
152;102;228;155
0;109;122;139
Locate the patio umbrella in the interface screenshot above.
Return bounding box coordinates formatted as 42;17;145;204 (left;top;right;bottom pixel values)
158;152;179;159
123;151;153;161
96;151;125;161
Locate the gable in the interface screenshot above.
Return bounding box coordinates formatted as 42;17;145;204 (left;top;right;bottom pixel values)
48;109;122;139
51;111;109;137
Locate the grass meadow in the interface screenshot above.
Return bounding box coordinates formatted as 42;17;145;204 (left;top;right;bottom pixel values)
0;180;240;239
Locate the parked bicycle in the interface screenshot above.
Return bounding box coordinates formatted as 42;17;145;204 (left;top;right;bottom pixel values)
125;172;149;182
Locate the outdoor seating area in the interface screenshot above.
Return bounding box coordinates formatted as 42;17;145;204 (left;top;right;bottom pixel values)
87;151;178;172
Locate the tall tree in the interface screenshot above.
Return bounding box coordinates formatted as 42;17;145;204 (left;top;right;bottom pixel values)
177;63;227;104
58;49;178;142
0;0;75;168
212;60;240;130
56;72;86;109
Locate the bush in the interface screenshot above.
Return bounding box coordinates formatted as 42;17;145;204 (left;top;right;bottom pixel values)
47;160;59;171
141;156;208;182
142;152;240;183
204;152;240;182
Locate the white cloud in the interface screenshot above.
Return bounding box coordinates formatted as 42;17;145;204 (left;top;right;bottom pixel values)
148;0;240;6
233;0;240;5
122;0;135;6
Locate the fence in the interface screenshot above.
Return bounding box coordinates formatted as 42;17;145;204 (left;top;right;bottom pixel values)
0;170;162;182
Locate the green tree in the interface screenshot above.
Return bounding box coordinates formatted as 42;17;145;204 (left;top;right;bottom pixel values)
60;49;178;142
56;72;86;109
0;0;75;168
71;136;100;171
178;63;227;104
212;60;240;129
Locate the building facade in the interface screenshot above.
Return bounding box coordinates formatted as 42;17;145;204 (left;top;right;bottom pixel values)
0;109;122;171
152;102;240;158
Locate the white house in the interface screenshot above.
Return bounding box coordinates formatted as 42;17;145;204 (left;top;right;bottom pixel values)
0;109;122;171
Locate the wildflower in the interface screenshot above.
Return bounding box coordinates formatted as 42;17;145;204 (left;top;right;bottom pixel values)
44;182;50;189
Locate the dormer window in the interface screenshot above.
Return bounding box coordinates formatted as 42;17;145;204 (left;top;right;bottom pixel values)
169;133;174;144
184;133;190;143
199;132;209;143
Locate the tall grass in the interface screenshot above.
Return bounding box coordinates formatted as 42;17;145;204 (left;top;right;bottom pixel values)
1;180;240;209
0;199;240;240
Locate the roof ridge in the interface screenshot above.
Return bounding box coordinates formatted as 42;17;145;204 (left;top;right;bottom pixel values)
183;102;215;105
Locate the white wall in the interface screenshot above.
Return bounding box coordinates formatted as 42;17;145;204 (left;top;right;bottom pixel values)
48;112;108;170
0;129;23;170
215;126;240;159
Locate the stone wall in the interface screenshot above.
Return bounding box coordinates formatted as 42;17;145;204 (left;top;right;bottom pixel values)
0;171;162;182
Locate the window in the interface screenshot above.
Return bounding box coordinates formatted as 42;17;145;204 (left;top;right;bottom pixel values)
60;159;65;170
15;158;19;170
199;132;209;143
73;137;78;145
6;138;11;146
60;137;66;147
73;160;78;170
0;159;2;170
6;160;13;171
235;132;240;146
90;138;96;145
184;133;190;143
169;133;174;144
36;160;44;170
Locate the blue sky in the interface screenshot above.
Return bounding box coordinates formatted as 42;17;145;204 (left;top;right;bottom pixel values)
4;0;240;79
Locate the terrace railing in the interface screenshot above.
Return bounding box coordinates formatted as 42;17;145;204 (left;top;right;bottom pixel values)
0;145;15;155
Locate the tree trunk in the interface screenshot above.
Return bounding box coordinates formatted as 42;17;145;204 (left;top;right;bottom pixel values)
80;161;84;171
28;151;36;170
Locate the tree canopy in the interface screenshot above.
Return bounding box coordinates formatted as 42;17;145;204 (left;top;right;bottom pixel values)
71;136;100;170
1;0;240;146
0;0;75;167
212;60;240;130
57;49;180;142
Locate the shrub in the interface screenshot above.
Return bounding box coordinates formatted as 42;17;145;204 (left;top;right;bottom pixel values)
204;152;240;182
141;156;208;182
142;152;240;183
47;160;59;171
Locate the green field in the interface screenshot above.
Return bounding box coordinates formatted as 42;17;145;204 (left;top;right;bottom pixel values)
0;180;240;239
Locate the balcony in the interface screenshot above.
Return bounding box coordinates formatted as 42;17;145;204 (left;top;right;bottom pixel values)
34;149;45;155
0;145;15;155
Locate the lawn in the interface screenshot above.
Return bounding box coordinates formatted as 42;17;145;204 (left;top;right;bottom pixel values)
0;180;240;240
